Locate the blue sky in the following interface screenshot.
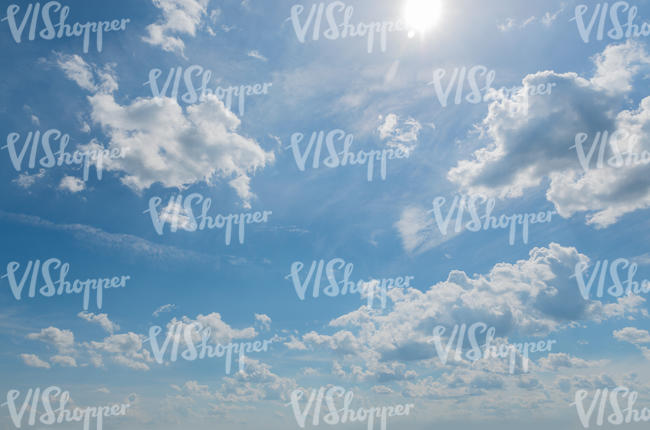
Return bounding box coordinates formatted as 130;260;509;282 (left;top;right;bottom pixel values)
2;0;650;429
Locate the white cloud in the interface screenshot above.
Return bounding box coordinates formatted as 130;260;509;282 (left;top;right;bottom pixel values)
78;312;120;334
403;369;504;399
395;206;458;254
302;367;318;376
20;354;50;369
448;41;650;228
537;353;607;371
614;327;650;345
153;304;176;317
295;243;646;381
498;16;536;31
143;0;210;57
165;361;297;413
591;41;650;94
58;176;86;193
51;355;78;367
13;169;45;189
377;113;421;154
371;385;394;394
0;210;222;267
255;314;271;331
284;335;307;350
90;332;153;371
521;16;537;28
57;56;274;208
87;93;273;205
164;313;257;347
27;327;75;353
88;351;104;368
56;53;117;94
247;50;267;61
630;253;650;266
497;18;516;32
214;359;297;403
542;4;565;27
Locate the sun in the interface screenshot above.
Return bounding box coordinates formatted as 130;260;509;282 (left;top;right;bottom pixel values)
403;0;443;38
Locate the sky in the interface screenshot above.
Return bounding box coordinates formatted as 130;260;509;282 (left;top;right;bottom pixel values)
1;0;650;429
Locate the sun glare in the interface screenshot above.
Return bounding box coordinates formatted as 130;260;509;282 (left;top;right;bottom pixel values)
404;0;443;38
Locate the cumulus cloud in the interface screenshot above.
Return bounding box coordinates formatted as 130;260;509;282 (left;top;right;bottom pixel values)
255;314;271;331
285;335;307;350
90;333;153;371
614;327;650;344
89;94;273;206
20;353;50;369
448;41;650;228
56;53;118;94
27;327;75;354
57;55;274;208
13;169;45;189
555;373;620;393
537;352;607;371
78;312;120;334
143;0;210;57
403;369;504;399
614;327;650;361
51;355;78;367
166;360;297;409
162;313;257;347
59;176;86;193
294;243;646;381
214;359;297;403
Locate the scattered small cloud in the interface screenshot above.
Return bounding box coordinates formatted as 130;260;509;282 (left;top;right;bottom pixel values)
248;50;268;62
153;304;176;317
59;176;86;193
20;353;50;369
